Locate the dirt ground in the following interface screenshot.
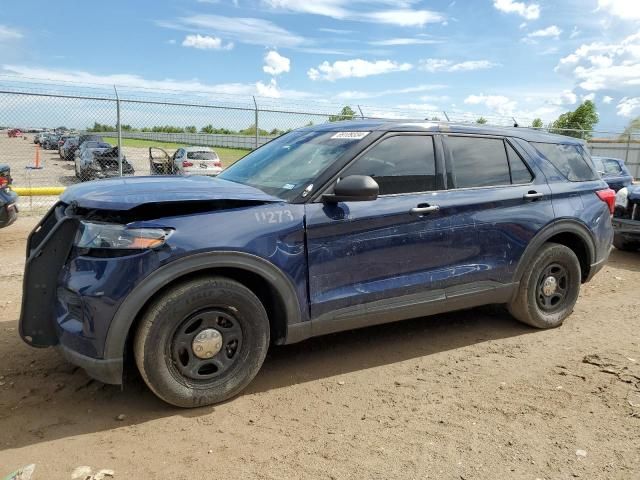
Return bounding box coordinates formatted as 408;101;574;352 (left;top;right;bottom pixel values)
0;217;639;480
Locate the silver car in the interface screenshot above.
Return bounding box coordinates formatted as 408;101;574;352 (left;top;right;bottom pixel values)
150;146;223;176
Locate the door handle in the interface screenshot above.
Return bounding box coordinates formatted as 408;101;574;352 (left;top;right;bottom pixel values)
410;205;440;215
523;191;544;201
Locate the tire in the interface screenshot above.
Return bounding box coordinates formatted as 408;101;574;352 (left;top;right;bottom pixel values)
508;243;582;329
613;234;638;252
134;276;270;408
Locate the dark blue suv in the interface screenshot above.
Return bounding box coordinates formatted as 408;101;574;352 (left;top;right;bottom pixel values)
20;121;614;407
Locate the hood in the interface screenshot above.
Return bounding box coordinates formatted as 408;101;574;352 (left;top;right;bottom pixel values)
61;175;281;210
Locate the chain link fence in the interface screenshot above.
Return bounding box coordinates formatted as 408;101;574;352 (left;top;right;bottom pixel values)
1;80;638;213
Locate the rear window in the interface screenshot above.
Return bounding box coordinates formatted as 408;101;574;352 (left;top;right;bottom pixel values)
532;142;598;181
603;159;622;174
187;151;217;160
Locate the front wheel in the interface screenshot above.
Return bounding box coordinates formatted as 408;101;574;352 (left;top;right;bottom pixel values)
508;243;582;329
134;276;270;408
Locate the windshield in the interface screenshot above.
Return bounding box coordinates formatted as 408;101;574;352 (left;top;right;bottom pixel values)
218;129;366;200
187;151;217;160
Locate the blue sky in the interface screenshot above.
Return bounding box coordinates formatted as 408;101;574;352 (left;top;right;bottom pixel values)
0;0;639;130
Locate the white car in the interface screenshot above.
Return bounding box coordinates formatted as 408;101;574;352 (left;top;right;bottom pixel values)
149;146;223;176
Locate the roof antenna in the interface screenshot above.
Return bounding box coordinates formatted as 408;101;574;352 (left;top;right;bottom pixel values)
512;116;519;128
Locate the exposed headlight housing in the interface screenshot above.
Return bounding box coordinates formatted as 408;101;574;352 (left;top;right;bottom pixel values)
75;221;173;250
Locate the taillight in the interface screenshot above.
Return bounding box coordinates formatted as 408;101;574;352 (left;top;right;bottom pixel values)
213;160;221;167
182;160;193;167
0;177;8;188
596;188;615;215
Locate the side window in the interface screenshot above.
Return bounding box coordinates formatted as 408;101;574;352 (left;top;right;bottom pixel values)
506;142;533;184
532;142;598;181
604;159;622;174
447;136;511;188
341;135;436;195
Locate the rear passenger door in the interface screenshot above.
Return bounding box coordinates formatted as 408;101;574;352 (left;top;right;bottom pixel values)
438;135;555;287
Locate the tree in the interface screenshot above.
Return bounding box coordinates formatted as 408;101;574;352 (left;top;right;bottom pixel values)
185;126;197;134
551;100;598;139
329;106;356;122
476;117;488;124
531;118;543;128
622;117;640;138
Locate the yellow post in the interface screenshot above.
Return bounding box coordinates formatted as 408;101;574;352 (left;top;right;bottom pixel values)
12;187;66;196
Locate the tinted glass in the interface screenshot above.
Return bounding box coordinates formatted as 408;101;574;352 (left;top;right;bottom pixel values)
187;151;217;160
219;129;365;200
604;159;622;174
532;142;598;181
506;142;533;184
341;135;436;195
447;136;510;188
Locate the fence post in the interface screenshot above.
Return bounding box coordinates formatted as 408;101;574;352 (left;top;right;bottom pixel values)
357;105;364;119
625;133;631;164
443;111;450;122
113;86;123;176
252;96;258;149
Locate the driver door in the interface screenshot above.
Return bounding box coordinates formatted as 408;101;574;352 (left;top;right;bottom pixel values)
149;147;172;174
305;133;452;323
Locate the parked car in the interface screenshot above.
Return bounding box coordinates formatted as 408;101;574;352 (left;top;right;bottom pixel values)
7;129;22;138
612;185;640;251
57;135;72;155
19;121;614;408
77;134;104;147
0;164;18;228
592;156;634;192
60;137;79;160
149;146;223;176
42;134;61;150
34;132;48;144
75;142;134;181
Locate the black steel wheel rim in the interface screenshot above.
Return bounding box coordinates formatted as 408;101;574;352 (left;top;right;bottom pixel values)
536;263;570;312
169;309;243;381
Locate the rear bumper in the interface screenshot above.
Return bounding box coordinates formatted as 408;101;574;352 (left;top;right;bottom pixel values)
0;200;18;228
58;344;123;385
612;217;640;240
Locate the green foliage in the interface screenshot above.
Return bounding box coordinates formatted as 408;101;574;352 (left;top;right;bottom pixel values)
551;100;598;139
329;106;357;122
622;117;640;138
476;117;488;124
185;126;197;134
531;118;543;128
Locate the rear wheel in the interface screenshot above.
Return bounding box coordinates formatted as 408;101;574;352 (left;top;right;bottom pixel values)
134;276;270;408
508;243;582;329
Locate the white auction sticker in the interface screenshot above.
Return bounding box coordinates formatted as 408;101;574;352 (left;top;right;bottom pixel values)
331;131;370;140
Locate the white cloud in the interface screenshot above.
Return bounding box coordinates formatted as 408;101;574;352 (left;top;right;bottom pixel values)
493;0;540;20
555;32;640;92
0;64;310;100
256;78;281;98
369;38;442;46
419;59;498;72
182;34;233;50
160;15;306;48
308;59;413;81
0;25;22;41
464;94;518;116
582;92;596;102
616;97;640;117
603;95;614;104
263;50;290;75
597;0;640;20
335;84;446;100
557;90;577;105
570;26;580;39
527;25;562;38
263;0;445;26
396;103;440;112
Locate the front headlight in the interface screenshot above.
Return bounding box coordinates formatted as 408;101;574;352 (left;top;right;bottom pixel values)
75;221;173;250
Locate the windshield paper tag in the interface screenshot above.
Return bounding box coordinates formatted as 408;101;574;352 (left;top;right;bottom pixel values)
331;132;370;140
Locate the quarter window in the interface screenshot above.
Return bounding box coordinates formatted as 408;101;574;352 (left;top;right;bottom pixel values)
446;136;511;188
532;142;598;181
341;135;437;195
604;159;622;175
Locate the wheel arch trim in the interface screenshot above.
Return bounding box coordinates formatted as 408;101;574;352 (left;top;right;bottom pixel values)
513;219;596;286
103;251;302;361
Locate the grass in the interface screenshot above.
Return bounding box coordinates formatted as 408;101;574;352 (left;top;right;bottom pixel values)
102;137;250;167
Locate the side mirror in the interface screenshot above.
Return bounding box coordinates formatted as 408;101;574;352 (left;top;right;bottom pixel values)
322;175;379;203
